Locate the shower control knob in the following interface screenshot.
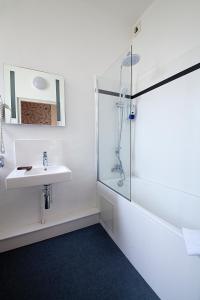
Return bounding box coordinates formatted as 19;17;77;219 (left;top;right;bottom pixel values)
0;155;4;168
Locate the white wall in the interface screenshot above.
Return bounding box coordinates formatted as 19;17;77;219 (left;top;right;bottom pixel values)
99;0;200;299
132;0;200;89
131;0;200;228
0;0;140;237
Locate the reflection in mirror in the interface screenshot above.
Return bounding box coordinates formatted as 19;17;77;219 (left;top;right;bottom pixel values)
4;65;65;126
19;98;57;125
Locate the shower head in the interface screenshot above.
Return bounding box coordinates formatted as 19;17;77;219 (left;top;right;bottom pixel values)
122;51;140;67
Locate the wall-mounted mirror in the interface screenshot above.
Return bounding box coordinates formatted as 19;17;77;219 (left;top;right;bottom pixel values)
4;65;65;126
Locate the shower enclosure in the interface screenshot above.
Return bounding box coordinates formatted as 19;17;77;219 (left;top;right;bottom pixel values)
96;47;134;200
96;45;200;229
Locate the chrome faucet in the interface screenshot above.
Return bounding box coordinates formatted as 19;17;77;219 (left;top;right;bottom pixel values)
0;155;4;168
43;151;48;170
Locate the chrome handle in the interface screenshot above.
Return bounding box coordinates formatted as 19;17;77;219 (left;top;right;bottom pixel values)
0;155;4;168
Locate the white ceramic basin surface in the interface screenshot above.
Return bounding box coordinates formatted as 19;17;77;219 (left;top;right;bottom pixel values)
6;165;72;189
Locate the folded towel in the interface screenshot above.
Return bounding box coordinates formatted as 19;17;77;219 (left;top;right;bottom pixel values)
182;228;200;256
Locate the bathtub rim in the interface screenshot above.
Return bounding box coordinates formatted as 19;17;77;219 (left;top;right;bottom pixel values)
97;180;183;239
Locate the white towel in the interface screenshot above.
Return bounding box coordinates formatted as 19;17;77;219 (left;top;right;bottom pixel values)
182;228;200;256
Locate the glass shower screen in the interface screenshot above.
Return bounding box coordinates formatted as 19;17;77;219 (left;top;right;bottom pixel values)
96;47;133;200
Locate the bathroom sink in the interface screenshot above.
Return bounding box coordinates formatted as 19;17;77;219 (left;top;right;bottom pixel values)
6;165;72;189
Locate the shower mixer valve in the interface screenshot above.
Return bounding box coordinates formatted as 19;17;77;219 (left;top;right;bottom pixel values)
111;164;123;173
0;155;4;168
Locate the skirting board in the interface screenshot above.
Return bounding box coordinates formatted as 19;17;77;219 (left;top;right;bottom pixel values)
0;210;100;253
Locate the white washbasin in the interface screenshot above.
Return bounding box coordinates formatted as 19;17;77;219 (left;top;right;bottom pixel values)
6;165;72;189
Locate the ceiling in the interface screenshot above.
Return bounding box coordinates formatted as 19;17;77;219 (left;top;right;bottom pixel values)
89;0;154;27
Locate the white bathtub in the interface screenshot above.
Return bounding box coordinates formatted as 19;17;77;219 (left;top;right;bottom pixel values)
97;180;200;300
101;176;200;229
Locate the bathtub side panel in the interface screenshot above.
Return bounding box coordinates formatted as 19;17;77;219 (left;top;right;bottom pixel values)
97;182;200;300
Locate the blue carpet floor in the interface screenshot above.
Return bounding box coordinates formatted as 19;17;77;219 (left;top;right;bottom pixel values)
0;224;159;300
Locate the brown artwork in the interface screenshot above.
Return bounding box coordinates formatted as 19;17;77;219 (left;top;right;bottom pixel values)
20;100;57;125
